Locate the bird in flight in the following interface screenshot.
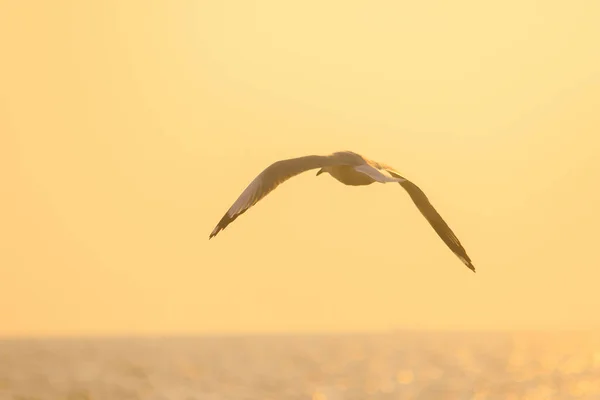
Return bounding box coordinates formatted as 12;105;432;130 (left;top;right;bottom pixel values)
209;151;476;272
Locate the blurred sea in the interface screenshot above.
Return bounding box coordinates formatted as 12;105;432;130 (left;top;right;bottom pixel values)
1;331;600;400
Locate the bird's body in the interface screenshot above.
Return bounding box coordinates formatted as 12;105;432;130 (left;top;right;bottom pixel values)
324;165;375;186
209;151;476;273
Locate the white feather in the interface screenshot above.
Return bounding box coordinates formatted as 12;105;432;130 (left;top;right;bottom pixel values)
353;164;406;183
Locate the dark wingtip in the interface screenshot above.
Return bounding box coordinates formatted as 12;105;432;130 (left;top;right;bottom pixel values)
208;222;225;240
209;211;244;240
459;255;476;273
208;219;227;240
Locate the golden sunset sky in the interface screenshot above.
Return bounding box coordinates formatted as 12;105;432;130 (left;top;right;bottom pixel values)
1;1;599;337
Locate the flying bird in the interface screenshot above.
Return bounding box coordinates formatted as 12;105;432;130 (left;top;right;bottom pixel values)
209;151;476;272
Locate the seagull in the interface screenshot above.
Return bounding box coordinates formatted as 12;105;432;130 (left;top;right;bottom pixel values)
209;151;476;272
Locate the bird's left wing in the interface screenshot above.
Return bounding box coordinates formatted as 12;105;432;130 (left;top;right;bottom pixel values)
209;155;338;239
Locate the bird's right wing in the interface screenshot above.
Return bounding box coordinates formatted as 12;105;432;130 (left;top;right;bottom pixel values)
385;169;476;272
209;155;337;239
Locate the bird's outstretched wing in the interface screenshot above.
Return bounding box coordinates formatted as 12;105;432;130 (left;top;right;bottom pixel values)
386;169;476;272
209;155;338;239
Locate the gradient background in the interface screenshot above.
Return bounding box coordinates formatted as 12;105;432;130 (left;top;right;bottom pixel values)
1;1;599;337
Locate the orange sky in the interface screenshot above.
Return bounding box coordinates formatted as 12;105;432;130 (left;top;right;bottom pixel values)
1;1;599;337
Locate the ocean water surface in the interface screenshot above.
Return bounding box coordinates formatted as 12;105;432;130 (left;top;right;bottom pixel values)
1;331;600;399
